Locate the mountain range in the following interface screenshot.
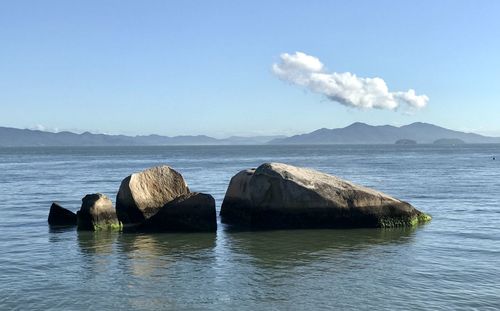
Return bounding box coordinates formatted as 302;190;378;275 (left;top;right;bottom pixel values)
270;122;500;144
0;122;499;146
0;126;285;146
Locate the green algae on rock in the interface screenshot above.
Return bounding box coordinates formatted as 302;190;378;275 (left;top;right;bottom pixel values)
77;193;122;231
378;213;432;228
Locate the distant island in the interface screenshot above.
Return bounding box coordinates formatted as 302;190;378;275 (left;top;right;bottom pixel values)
433;138;466;145
1;122;499;146
395;139;417;145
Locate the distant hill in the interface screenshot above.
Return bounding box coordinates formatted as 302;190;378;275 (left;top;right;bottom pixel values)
0;126;285;147
1;123;499;146
270;122;500;144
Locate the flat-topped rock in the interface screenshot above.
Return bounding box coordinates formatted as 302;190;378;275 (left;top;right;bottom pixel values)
77;193;121;231
134;192;217;232
220;162;431;229
48;202;77;226
116;165;190;224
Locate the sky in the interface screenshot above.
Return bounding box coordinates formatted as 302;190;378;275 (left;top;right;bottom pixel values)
1;0;499;137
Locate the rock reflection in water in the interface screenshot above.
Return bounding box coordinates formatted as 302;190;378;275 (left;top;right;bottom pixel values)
221;227;417;271
115;232;217;309
76;230;120;280
210;227;418;308
115;232;217;278
77;230;118;255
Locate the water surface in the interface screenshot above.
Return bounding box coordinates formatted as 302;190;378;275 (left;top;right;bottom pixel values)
0;145;499;310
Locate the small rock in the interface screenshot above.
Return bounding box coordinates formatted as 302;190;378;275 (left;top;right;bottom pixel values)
77;193;121;231
48;202;77;226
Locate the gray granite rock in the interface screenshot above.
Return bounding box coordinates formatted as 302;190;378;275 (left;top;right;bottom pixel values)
116;165;190;224
220;162;431;229
77;193;121;231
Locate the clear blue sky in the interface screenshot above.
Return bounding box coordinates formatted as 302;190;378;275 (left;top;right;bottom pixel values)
1;0;499;137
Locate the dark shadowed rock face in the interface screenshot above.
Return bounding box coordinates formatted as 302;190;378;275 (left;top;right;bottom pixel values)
116;165;190;224
48;202;77;226
77;193;121;231
133;193;217;232
220;163;431;229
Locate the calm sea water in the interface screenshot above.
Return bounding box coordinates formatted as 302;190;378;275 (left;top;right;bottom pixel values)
0;145;499;310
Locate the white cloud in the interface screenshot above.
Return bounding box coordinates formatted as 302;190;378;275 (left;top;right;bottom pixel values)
272;52;429;110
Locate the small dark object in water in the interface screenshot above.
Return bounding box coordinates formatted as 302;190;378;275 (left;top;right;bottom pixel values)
48;202;77;226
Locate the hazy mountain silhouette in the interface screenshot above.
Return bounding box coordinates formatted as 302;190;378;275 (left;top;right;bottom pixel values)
0;126;285;146
0;123;498;146
269;122;500;144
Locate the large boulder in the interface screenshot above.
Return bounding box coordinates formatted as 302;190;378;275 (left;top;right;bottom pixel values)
220;163;431;229
48;202;77;226
133;192;217;232
77;193;121;231
116;165;190;224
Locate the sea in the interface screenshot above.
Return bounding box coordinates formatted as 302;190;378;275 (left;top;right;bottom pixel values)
0;144;499;310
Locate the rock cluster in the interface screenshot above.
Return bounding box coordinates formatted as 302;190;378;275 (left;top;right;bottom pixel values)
48;165;216;232
48;162;430;232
